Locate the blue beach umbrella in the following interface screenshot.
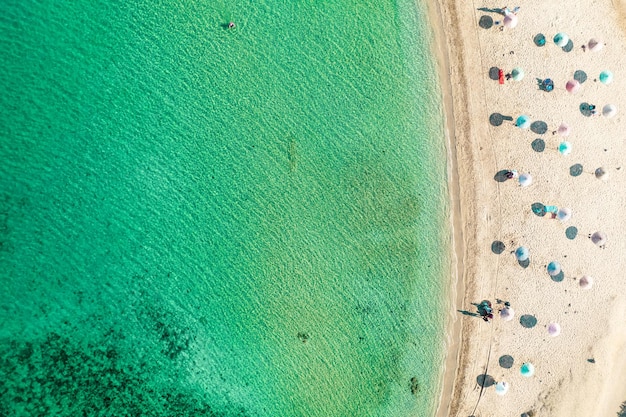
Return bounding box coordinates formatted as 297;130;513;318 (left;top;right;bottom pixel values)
558;141;572;156
516;115;530;128
554;32;569;47
547;261;561;276
599;70;613;85
520;362;535;377
515;246;529;261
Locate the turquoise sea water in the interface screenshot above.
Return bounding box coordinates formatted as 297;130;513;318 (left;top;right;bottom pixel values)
0;0;449;416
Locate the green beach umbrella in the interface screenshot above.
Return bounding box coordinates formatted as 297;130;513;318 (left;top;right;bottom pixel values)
547;261;561;276
558;141;572;155
520;362;535;377
516;115;530;128
553;32;569;47
511;67;525;81
599;70;613;85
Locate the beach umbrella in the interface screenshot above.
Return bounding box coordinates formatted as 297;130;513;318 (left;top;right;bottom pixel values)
495;381;510;396
548;322;561;337
595;167;609;181
558;141;572;155
500;307;515;321
579;275;594;289
602;104;617;118
554;32;569;47
588;38;604;52
566;79;581;93
557;123;571;137
590;231;607;246
557;207;572;222
516;115;530;128
515;246;529;261
599;70;613;85
511;67;525;81
547;261;561;276
518;173;532;187
504;13;518;29
520;362;535;377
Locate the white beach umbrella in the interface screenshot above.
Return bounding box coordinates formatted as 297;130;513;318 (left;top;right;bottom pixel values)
504;13;518;29
590;231;607;246
548;322;561;337
579;275;594;289
588;38;604;52
557;122;571;137
602;104;617;118
518;173;532;187
557;208;572;222
500;307;515;321
511;67;524;81
495;381;510;395
595;167;609;181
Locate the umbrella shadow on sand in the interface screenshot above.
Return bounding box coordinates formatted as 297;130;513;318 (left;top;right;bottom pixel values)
570;164;583;176
499;355;515;369
457;309;481;318
491;240;506;254
518;258;530;268
477;7;507;15
565;226;578;240
530;121;548;134
476;374;496;387
479;15;494;29
531;138;546;152
551;271;565;282
520;315;538;328
580;103;594;117
489;67;500;80
489;113;514;126
494;170;511;182
562;39;574;52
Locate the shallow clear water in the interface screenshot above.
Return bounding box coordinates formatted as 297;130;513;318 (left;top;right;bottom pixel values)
0;0;449;415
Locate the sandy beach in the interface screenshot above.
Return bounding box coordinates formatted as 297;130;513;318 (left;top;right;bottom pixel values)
431;0;626;415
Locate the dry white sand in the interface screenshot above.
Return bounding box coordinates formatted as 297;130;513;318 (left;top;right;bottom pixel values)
431;0;626;415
